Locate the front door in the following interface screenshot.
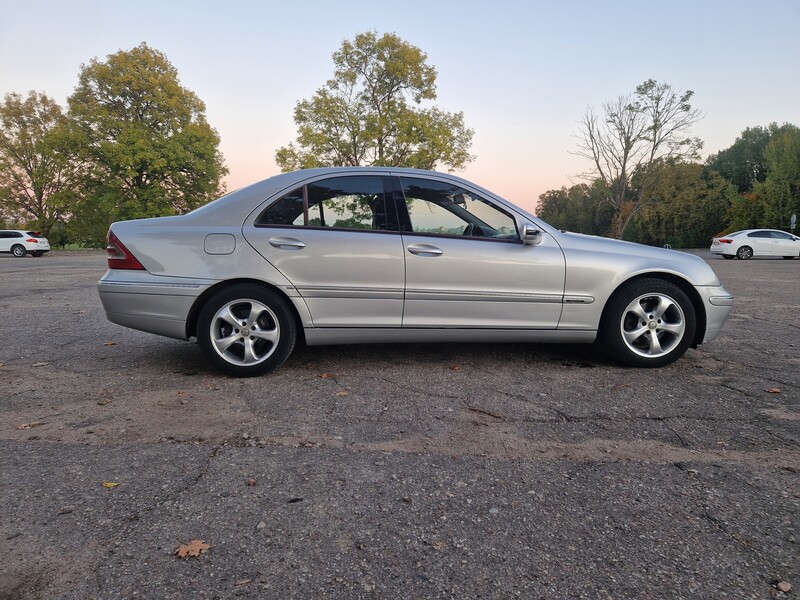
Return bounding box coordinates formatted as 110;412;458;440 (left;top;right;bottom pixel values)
395;175;566;329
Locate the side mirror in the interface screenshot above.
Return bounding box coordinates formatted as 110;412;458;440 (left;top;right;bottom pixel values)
521;223;542;245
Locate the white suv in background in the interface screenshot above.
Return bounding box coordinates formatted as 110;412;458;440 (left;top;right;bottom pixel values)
0;230;51;257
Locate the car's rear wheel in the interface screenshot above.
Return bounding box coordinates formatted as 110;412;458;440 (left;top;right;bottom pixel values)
600;278;696;368
11;244;26;257
736;246;753;260
197;284;296;377
722;255;734;260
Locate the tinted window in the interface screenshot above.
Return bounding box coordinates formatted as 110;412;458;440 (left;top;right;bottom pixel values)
748;231;771;238
771;231;793;240
258;176;396;231
399;177;518;240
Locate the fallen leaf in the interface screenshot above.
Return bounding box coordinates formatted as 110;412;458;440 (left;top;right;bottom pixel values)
432;540;447;551
319;373;333;379
103;342;117;347
451;365;462;371
102;481;121;488
246;478;257;487
235;579;252;586
336;390;349;397
176;391;189;398
15;422;44;430
0;362;5;368
765;387;781;394
97;398;112;406
175;539;211;559
32;362;48;367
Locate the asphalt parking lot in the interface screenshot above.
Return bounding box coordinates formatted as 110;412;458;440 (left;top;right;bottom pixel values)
1;249;798;599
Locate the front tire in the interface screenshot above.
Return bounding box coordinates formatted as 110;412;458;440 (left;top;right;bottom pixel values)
722;255;734;260
197;284;296;377
11;245;26;257
600;278;696;368
736;246;753;260
31;251;44;257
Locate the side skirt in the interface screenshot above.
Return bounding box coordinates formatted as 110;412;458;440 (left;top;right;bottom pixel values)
303;327;596;346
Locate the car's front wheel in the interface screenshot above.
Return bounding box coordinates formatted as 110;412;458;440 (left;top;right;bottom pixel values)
600;278;696;368
11;244;26;257
197;284;296;377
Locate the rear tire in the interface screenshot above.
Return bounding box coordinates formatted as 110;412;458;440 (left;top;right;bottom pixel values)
736;246;752;260
31;251;44;257
782;256;795;260
197;284;296;377
11;245;26;257
722;255;734;260
600;278;696;368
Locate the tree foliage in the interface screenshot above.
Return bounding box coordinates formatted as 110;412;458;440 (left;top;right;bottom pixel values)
536;181;614;235
276;32;474;172
66;43;227;246
627;160;734;247
575;79;703;238
0;92;82;236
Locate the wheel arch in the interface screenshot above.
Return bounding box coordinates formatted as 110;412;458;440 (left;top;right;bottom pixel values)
186;278;307;343
600;272;707;348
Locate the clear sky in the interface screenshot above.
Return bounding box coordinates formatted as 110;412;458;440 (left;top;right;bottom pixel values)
1;0;798;213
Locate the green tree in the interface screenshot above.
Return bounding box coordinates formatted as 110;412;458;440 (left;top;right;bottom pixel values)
0;91;82;237
67;43;227;246
536;180;614;235
575;79;703;239
276;32;474;172
629;160;734;247
756;125;800;228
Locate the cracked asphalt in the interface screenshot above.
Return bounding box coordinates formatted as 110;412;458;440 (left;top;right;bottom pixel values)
1;250;798;599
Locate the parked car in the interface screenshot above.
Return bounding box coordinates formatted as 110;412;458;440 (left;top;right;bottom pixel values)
0;230;50;257
98;167;734;376
710;229;800;260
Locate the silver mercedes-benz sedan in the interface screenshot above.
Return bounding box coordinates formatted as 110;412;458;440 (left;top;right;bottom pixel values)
98;167;733;376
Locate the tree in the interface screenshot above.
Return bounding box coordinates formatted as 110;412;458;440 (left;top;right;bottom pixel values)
0;91;82;237
705;125;773;193
575;79;703;239
67;43;227;246
536;180;614;235
276;32;474;172
754;125;800;229
628;160;734;247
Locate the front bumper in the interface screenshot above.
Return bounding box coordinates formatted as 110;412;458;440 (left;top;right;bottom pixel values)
696;284;734;343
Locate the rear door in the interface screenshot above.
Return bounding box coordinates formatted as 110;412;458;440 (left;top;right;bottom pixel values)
242;174;406;327
746;230;775;255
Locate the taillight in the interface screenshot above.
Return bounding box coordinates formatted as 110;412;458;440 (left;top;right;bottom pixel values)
25;238;38;243
720;239;733;244
106;230;145;270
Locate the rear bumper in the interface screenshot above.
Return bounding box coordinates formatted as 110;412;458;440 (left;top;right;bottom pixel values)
97;271;214;340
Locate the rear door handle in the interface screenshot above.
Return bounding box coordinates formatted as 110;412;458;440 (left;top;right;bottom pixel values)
407;243;443;257
269;236;305;249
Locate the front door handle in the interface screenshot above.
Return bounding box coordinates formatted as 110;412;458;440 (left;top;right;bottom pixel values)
269;236;305;250
407;243;443;257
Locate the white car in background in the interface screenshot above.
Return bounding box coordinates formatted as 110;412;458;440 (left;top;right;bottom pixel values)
710;229;800;260
0;230;51;257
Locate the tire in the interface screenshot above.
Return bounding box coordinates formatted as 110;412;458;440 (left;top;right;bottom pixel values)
722;255;734;260
782;256;795;260
197;284;296;377
31;251;44;257
736;246;752;260
11;244;26;258
600;278;696;368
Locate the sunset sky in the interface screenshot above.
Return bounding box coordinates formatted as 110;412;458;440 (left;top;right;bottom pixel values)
2;0;798;213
